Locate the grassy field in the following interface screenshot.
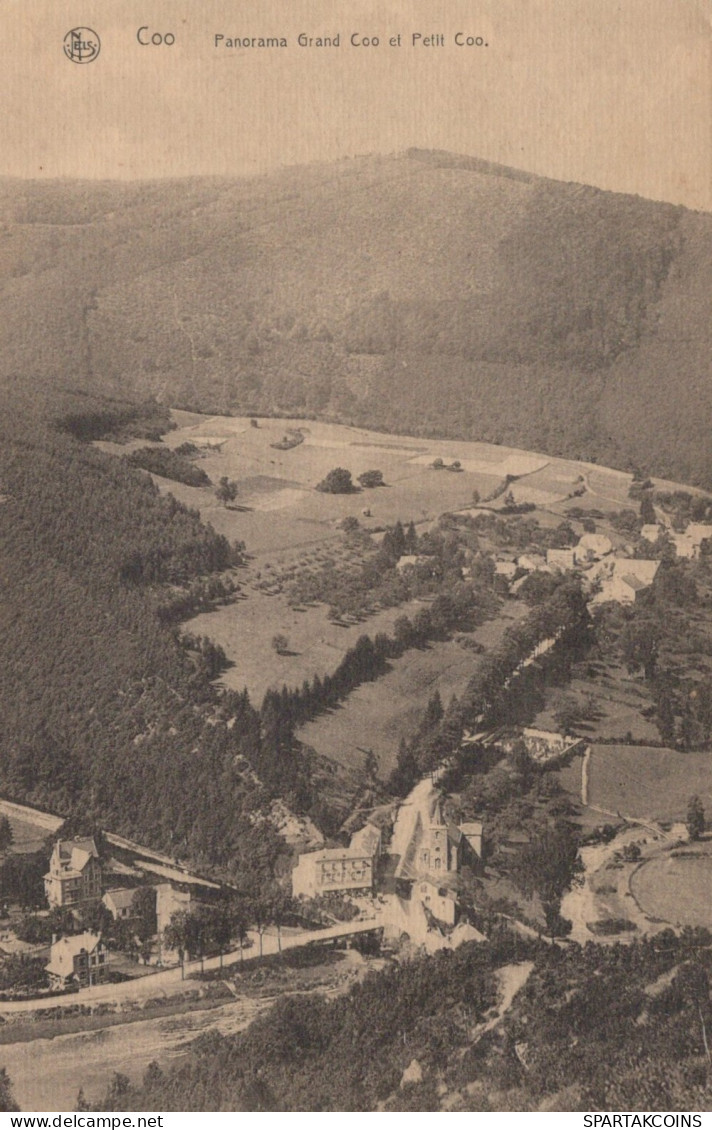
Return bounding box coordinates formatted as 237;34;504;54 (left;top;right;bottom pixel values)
532;662;660;745
296;604;529;776
148;413;509;553
586;744;712;822
630;847;712;928
190;594;433;706
115;411;644;556
4;815;52;855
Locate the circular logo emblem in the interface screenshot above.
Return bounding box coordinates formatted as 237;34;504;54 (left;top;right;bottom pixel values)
63;28;100;64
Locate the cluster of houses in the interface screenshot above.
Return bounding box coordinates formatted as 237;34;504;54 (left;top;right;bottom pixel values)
292;797;483;931
494;530;664;607
42;836;192;990
639;521;712;560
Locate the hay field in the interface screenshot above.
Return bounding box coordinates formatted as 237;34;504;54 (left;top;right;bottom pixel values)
296;604;529;775
630;850;712;929
157;415;506;552
587;744;712;823
189;595;432;706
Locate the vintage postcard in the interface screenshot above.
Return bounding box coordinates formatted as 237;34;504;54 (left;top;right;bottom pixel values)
0;0;711;1116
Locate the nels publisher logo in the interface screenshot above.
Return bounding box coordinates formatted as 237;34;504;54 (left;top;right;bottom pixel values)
63;27;100;64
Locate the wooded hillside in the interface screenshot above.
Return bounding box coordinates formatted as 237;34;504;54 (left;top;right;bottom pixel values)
1;149;711;483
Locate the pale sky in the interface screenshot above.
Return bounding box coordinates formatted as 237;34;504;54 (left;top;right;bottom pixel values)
3;0;712;210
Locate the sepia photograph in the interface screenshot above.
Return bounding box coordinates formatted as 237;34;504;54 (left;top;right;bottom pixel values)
0;0;711;1115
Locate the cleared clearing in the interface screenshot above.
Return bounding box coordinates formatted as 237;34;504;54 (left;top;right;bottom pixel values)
296;604;529;776
630;850;712;929
586;744;712;823
189;595;433;706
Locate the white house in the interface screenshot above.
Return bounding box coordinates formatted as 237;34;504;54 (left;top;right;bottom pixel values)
102;888;139;921
44;838;102;909
45;932;108;990
292;822;382;899
590;558;660;605
517;553;546;572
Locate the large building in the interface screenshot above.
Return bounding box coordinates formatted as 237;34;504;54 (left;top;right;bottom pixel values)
292;822;382;900
45;932;108;990
44;838;102;909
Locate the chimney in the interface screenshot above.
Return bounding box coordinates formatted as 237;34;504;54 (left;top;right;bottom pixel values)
51;933;58;945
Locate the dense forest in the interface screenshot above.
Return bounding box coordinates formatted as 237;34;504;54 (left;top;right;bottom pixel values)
0;402;314;884
0;150;711;483
92;928;712;1111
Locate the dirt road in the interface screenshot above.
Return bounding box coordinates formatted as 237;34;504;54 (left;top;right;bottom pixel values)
0;993;270;1111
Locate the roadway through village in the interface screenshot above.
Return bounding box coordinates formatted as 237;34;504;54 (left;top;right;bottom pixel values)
0;917;384;1016
0;951;372;1112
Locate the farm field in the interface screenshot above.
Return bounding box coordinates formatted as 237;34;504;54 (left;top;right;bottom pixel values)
189;594;435;706
143;413;509;553
586;744;712;823
297;603;530;776
532;663;660;745
630;847;712;929
105;411;650;557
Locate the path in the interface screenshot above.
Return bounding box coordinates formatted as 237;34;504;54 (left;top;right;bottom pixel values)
469;961;534;1045
0;918;384;1016
1;952;370;1112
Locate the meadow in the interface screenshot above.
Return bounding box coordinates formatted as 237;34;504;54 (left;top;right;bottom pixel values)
296;604;529;775
629;846;712;930
586;744;712;823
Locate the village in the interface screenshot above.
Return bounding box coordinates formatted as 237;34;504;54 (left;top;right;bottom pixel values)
0;471;710;1004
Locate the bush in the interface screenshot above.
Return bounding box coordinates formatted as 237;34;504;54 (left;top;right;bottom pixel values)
316;468;356;494
126;447;210;487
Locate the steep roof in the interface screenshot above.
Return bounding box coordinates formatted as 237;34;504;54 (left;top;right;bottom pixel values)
59;837;99;860
349;823;381;856
103;888;138;912
459;821;484;836
45;932;104;977
615;558;659;585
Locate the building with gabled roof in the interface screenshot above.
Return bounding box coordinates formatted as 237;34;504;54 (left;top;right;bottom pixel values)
45;932;108;990
102;887;139;920
590;557;660;605
44;837;102;909
459;821;484;859
349;822;383;858
292;820;382;900
546;547;576;571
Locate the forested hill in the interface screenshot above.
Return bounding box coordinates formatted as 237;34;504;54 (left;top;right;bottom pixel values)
1;149;712;484
0;406;308;883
